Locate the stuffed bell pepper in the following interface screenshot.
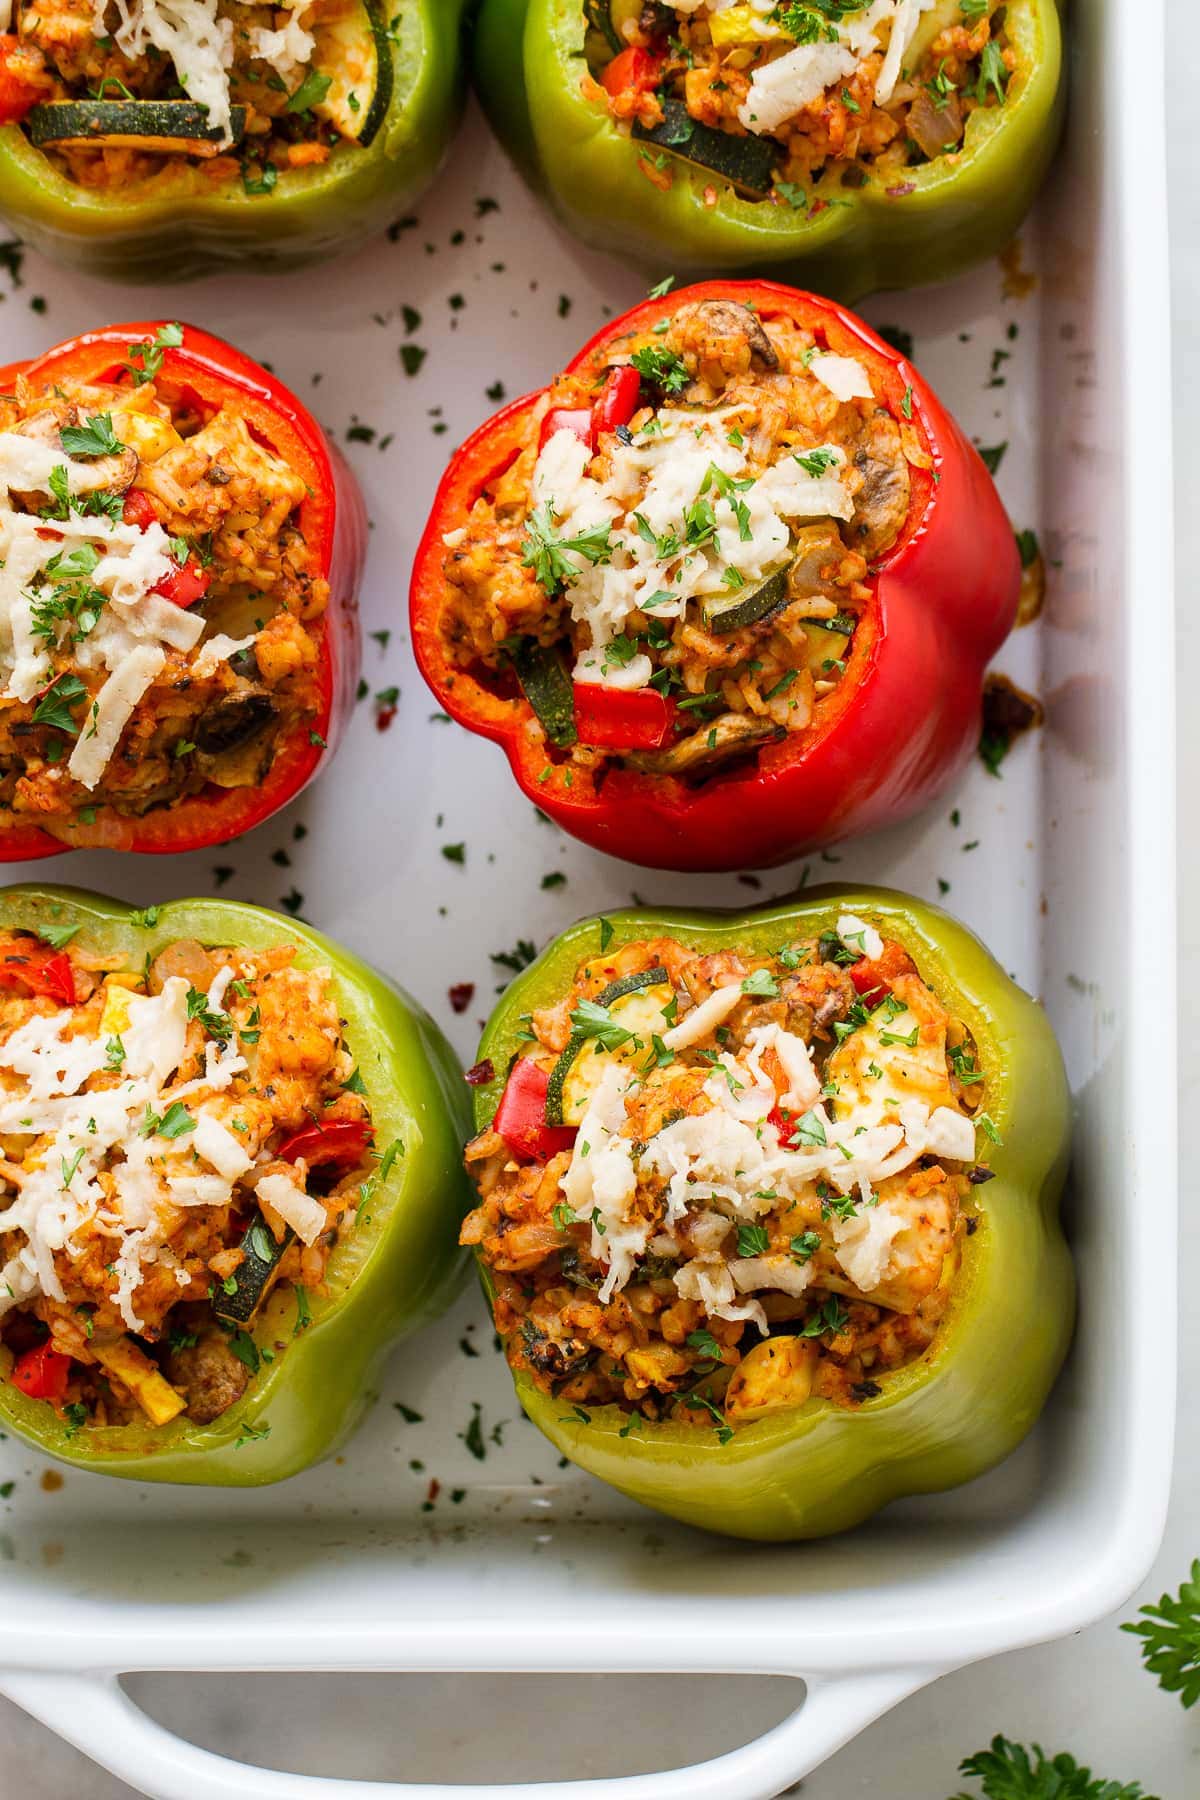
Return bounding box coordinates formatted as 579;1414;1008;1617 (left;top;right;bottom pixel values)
474;0;1062;299
412;281;1018;871
0;320;363;860
462;890;1073;1540
0;0;467;281
0;885;471;1483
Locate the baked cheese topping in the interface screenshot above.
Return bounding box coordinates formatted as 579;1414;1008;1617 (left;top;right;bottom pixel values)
0;930;376;1433
0;339;327;835
463;916;987;1427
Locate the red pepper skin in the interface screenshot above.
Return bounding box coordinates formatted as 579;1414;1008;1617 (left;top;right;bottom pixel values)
573;682;677;751
538;406;594;453
849;939;917;1005
275;1119;373;1170
0;947;76;1004
592;365;641;437
601;46;663;99
0;322;365;861
0;37;46;125
11;1344;71;1402
493;1058;577;1163
410;281;1020;872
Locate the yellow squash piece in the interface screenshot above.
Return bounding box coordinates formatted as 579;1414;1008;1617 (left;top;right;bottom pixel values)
93;1336;187;1427
724;1336;819;1422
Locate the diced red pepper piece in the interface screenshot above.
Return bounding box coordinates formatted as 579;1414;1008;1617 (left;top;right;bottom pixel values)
0;949;76;1006
849;939;917;1005
152;558;212;607
601;46;664;99
122;488;212;606
122;489;158;531
494;1058;577;1164
0;36;48;125
538;407;594;454
767;1104;801;1148
573;682;678;752
11;1344;72;1403
592;365;642;438
275;1119;373;1170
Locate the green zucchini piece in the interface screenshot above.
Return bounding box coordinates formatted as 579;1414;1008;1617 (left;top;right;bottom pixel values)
514;639;578;748
632;99;778;200
26;100;247;154
585;0;624;55
702;565;791;635
212;1214;290;1327
801;616;855;678
310;0;393;148
546;966;674;1127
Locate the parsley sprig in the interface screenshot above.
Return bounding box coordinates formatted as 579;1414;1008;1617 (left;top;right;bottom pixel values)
951;1736;1152;1799
521;503;614;595
1122;1561;1200;1708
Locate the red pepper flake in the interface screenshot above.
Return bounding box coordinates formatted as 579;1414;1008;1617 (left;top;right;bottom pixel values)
426;1478;440;1504
464;1058;494;1087
887;182;917;197
448;982;475;1014
374;685;399;732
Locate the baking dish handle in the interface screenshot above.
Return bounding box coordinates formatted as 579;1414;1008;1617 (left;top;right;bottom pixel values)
0;1664;933;1799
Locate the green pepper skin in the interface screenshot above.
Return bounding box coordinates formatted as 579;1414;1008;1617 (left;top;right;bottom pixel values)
471;888;1074;1541
0;886;472;1485
0;0;469;283
474;0;1063;301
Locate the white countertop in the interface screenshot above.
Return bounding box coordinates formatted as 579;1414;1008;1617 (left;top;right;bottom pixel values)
0;8;1195;1796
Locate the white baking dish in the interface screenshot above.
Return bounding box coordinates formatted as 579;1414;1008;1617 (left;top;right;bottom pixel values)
0;0;1176;1791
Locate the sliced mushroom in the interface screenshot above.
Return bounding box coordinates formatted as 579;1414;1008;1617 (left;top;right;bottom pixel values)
630;710;782;776
669;299;780;389
787;521;851;602
192;692;276;757
8;406;138;507
848;413;911;559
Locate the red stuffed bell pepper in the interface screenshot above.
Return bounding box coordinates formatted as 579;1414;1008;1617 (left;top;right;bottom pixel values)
0;321;364;859
411;281;1018;872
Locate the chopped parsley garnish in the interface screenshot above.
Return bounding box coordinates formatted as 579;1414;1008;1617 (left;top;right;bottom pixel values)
570;997;634;1053
32;673;87;736
59;413;122;459
629;344;689;394
521;503;614;595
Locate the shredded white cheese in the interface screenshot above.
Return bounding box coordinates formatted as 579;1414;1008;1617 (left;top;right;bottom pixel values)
256;1171;327;1247
555;946;977;1314
809;354;875;403
531;416;853;690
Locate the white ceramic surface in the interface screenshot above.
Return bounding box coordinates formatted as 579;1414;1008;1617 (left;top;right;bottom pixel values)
0;0;1185;1792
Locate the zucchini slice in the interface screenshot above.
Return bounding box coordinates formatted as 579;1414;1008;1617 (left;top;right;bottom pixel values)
702;565;791;635
26;100;247;155
632;99;778;199
514;639;578;748
546;966;675;1127
801;615;854;677
310;0;393;148
212;1213;289;1327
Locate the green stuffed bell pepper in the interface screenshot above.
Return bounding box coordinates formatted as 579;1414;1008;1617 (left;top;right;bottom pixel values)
0;0;468;282
473;0;1063;300
0;885;471;1484
462;887;1073;1541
